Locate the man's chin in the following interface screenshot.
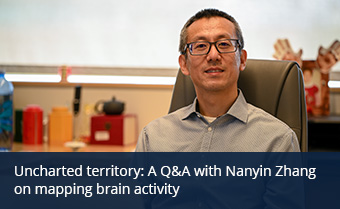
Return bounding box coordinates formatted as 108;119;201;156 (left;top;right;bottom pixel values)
200;83;231;93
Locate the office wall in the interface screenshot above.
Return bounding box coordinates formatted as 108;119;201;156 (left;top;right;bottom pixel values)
1;0;340;69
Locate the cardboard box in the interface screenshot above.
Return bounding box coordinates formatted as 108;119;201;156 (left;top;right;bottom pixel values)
90;114;137;145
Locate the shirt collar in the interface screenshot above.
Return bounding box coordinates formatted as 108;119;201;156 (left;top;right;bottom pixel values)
181;89;248;123
227;90;248;123
180;98;199;120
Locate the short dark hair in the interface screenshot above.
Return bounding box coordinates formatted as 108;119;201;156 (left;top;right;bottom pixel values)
179;8;244;55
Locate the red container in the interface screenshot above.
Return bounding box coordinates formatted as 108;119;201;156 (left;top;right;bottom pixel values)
23;105;43;145
90;114;137;145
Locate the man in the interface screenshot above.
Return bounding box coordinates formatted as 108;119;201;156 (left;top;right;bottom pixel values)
135;8;300;152
133;9;304;209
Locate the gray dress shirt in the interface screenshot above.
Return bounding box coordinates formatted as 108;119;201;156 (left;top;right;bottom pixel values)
136;90;300;152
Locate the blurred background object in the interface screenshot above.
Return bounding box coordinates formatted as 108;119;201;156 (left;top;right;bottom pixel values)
273;39;339;116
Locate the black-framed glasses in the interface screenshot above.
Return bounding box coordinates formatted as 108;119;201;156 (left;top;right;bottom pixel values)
183;39;240;56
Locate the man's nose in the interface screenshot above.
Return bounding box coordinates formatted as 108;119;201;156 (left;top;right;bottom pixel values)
207;44;221;61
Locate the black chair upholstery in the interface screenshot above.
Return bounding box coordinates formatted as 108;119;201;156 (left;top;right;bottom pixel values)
168;59;308;152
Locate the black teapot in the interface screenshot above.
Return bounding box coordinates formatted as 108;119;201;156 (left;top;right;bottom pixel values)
95;97;125;115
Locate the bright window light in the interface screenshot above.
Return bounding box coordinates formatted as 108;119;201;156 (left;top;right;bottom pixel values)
328;80;340;88
67;75;176;85
5;74;61;83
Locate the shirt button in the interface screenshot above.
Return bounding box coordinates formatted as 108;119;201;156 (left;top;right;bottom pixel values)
208;127;212;132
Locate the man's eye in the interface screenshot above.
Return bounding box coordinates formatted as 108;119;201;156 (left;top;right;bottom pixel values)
218;42;232;48
194;43;208;49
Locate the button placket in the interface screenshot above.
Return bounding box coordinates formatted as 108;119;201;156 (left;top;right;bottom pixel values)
200;125;214;151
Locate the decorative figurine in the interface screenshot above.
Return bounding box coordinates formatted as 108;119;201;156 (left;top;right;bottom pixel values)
273;39;340;116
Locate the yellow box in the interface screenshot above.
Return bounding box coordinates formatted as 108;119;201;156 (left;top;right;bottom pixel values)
49;106;73;145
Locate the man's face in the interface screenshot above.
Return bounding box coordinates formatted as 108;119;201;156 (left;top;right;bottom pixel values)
179;17;247;93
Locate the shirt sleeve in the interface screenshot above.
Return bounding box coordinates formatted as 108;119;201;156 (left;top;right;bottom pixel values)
291;132;301;152
135;128;148;152
276;131;301;152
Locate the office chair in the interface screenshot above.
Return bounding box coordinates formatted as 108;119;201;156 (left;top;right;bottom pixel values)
168;59;308;152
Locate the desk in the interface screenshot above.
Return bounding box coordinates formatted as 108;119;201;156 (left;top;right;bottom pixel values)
12;142;136;152
308;115;340;151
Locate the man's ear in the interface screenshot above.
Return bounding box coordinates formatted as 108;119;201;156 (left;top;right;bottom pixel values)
179;54;190;75
239;49;247;72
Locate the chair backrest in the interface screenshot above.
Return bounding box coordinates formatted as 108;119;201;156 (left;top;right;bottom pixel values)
168;59;308;152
